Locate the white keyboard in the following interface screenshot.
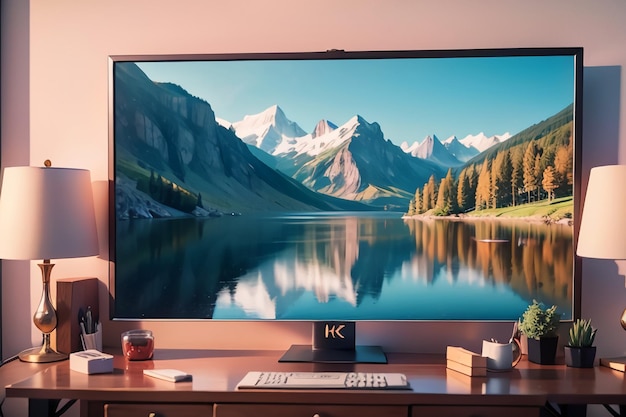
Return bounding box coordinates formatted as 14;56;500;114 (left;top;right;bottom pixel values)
236;371;410;390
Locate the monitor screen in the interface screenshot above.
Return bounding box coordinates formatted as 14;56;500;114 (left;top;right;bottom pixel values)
109;48;582;324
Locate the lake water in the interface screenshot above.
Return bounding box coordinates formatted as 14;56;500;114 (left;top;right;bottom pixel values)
114;212;574;321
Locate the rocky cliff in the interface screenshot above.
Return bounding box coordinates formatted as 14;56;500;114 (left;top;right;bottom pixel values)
114;63;370;218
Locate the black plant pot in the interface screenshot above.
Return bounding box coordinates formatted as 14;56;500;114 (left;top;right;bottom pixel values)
527;336;559;364
564;346;596;368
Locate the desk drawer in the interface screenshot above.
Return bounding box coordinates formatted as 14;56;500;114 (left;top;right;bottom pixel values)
105;403;213;417
214;403;407;417
412;405;540;417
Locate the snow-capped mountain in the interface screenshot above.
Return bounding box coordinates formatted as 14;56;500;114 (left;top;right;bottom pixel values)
442;135;480;162
292;115;443;207
401;132;510;166
230;105;509;172
224;104;509;207
229;105;307;154
226;106;367;178
459;132;512;153
312;119;338;138
400;140;419;156
274;117;355;158
401;134;462;167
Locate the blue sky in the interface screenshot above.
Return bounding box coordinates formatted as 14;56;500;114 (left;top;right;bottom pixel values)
135;53;575;145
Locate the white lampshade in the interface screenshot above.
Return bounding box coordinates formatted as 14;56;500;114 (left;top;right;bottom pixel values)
577;164;626;260
0;166;99;260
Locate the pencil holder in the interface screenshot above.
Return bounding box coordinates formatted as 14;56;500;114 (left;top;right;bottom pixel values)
82;324;102;352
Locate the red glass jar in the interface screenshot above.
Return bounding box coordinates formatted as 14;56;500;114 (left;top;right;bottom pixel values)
121;329;154;360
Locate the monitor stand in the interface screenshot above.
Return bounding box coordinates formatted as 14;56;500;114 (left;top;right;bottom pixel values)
278;322;387;364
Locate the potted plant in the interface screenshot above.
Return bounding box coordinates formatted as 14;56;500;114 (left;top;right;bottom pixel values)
564;319;597;368
518;300;561;364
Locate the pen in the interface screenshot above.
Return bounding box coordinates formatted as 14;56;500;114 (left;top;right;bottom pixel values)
78;308;85;332
85;306;93;334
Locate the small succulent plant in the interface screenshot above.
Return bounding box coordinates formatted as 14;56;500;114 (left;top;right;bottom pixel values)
568;318;597;348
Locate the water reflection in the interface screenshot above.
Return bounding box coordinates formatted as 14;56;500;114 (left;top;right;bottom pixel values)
114;213;573;320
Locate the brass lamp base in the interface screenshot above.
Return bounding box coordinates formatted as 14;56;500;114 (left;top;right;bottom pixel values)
19;345;68;363
19;261;69;363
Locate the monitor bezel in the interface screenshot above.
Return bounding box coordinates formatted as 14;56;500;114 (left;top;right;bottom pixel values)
108;47;583;324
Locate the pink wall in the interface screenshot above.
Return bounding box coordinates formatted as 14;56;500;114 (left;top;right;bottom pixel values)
3;0;626;362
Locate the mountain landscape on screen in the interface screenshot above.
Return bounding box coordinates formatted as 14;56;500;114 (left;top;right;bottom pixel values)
114;62;571;219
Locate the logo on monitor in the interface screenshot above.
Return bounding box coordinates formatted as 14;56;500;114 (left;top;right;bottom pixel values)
313;322;356;351
324;324;346;339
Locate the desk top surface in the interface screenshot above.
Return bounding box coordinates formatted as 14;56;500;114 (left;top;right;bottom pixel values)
3;350;626;406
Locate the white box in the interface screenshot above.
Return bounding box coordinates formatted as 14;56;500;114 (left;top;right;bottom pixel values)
144;369;192;382
69;349;114;374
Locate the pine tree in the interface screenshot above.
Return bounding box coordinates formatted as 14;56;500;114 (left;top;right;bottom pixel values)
523;142;542;202
421;188;429;212
456;169;469;212
435;169;456;214
414;188;422;214
445;169;457;213
542;166;558;202
467;165;477;211
553;137;573;197
422;175;437;212
534;153;542;201
490;156;500;209
475;161;491;210
492;150;513;208
511;148;524;206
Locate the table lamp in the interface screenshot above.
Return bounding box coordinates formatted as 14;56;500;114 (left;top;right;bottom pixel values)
577;164;626;366
0;162;99;362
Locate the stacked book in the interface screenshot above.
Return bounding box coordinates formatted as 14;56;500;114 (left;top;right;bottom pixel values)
600;357;626;372
446;346;487;377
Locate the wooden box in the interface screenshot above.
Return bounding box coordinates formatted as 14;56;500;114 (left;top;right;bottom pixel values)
56;277;99;354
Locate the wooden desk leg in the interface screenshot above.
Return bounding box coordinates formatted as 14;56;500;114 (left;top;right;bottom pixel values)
28;398;59;417
558;404;587;417
81;400;105;417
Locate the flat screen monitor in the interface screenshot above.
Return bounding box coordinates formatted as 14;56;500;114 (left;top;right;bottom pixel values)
109;47;583;362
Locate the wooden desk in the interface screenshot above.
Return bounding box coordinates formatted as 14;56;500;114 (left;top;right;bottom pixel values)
3;350;626;417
